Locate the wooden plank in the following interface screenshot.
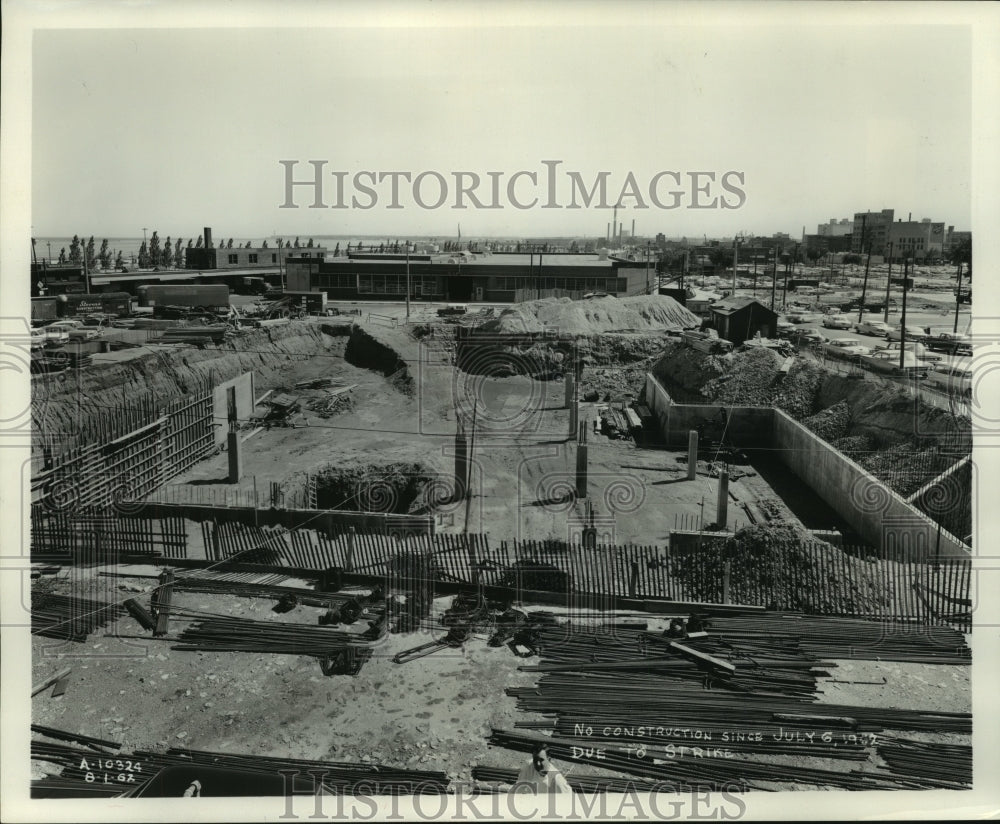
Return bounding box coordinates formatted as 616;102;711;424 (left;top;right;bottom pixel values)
32;667;73;698
668;640;736;673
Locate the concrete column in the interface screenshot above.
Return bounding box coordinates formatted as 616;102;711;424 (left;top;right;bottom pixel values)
454;426;468;502
716;469;729;528
227;430;243;483
345;526;356;573
569;401;579;441
687;430;699;480
575;424;588;499
564;372;575;409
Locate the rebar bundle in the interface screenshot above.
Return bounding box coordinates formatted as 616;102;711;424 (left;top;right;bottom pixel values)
471;765;661;793
877;738;972;788
31;593;125;642
487;729;906;792
172;613;373;666
133;748;450;795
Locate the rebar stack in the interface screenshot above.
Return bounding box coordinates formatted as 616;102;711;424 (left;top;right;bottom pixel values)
31;593;125;642
486;728;907;791
877;738;972;788
173;614;373;664
133;748;450;795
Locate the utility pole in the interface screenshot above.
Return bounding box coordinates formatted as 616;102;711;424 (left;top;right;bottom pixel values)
900;258;910;371
770;248;778;310
884;242;894;323
646;241;651;294
405;242;411;320
732;237;739;294
954;262;964;334
859;237;872;323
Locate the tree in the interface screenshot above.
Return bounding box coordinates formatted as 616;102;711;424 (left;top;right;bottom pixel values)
175;238;183;268
114;251;123;270
58;248;67;264
245;241;252;248
149;231;161;266
333;242;340;256
84;236;97;270
293;237;300;248
842;253;863;265
138;241;150;268
69;235;82;264
806;247;823;264
306;238;314;248
162;238;173;268
285;240;291;249
262;240;269;249
195;234;203;248
227;238;234;249
98;239;111;270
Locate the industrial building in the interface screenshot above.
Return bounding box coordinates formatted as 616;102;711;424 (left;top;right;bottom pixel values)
185;227;325;270
284;251;655;303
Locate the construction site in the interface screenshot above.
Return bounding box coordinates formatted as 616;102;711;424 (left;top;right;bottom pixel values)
28;292;974;798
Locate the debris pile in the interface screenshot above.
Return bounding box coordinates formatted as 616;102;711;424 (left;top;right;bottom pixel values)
671;523;886;614
802;400;852;441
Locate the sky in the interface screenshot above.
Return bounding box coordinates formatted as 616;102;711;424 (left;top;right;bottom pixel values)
30;10;973;242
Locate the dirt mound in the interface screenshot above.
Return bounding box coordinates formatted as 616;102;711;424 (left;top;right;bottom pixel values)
313;461;433;513
478;295;700;336
672;523;885;613
697;348;825;418
32;323;343;443
802;401;852;442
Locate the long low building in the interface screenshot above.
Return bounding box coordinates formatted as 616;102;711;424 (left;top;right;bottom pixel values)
284;251;654;303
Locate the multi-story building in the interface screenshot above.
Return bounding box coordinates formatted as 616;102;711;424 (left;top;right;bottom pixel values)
851;209;894;255
886;219;946;262
945;227;972;255
817;218;853;237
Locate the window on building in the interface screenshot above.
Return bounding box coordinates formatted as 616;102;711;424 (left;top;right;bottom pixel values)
271;254;277;263
228;254;238;264
248;254;258;264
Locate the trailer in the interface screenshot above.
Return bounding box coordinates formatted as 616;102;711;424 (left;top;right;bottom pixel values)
31;297;60;323
58;292;132;318
136;284;231;310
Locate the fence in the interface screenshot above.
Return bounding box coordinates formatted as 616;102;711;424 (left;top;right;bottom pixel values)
30;507;188;562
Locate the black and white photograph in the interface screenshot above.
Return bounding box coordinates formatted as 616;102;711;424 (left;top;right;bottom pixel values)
2;1;1000;820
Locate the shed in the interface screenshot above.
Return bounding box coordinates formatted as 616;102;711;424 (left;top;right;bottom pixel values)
710;297;778;346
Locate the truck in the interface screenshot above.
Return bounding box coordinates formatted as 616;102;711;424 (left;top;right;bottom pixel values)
31;297;60;323
136;284;231;310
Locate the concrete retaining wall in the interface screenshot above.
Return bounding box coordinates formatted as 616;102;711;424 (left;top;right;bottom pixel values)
212;372;255;446
770;409;969;559
644;372;970;558
643;374;771;449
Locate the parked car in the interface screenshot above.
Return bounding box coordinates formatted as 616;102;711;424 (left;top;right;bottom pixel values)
886;325;926;342
822;314;853;329
874;340;942;363
786;311;817;324
43;327;70;344
823;338;871;361
860;350;929;376
924;360;973;397
29;329;48;349
795;328;825;345
923;332;972;356
855;320;893;336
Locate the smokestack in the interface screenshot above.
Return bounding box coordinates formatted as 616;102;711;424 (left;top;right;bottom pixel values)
204;227;213;248
631;218;635;240
606;222;610;241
